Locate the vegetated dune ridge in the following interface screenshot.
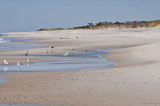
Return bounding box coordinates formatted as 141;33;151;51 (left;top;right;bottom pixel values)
39;20;160;31
0;27;160;106
90;20;160;29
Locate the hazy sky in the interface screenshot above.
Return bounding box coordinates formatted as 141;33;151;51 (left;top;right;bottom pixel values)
0;0;160;33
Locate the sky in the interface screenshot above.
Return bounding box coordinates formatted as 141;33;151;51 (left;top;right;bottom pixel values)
0;0;160;33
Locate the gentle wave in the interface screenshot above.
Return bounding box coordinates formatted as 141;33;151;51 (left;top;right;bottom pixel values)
0;38;6;43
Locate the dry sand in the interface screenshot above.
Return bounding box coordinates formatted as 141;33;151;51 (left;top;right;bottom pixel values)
0;27;160;106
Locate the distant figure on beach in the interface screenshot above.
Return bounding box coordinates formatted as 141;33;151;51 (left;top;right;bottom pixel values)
25;51;29;56
85;50;88;52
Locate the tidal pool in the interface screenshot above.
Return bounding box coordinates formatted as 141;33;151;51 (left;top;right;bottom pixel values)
0;49;117;73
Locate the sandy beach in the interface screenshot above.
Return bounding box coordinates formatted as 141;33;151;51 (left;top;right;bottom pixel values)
0;27;160;106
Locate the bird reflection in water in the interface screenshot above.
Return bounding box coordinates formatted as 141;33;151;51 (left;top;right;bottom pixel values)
27;63;30;68
4;66;8;71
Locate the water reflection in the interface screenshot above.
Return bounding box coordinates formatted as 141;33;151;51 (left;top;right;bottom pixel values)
4;66;8;71
0;49;117;73
17;67;20;71
27;63;30;68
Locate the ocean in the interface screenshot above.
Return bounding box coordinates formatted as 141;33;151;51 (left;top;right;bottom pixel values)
0;34;45;51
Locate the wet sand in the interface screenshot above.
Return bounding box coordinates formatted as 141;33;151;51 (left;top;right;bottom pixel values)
0;27;160;106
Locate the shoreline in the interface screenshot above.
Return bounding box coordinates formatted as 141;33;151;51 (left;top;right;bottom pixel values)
0;27;160;106
0;49;116;73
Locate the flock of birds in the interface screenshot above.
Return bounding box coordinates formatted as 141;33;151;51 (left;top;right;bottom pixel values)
2;42;88;71
0;35;90;71
3;49;30;71
3;57;30;71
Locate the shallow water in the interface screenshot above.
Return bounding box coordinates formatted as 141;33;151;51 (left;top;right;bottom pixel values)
0;34;45;51
0;49;116;73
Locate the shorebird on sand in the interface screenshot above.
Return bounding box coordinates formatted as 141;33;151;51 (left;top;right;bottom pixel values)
17;61;20;68
50;46;54;49
85;50;88;52
25;51;29;56
4;59;8;66
64;52;68;56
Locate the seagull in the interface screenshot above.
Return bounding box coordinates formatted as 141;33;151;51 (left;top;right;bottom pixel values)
17;61;21;71
50;46;54;49
25;51;29;56
17;61;20;68
64;52;68;56
4;59;8;66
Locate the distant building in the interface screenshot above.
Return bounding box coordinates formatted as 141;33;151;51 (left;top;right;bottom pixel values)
73;26;89;29
98;22;105;25
104;21;112;25
125;21;148;24
125;21;134;24
114;21;120;24
95;21;113;25
87;23;94;27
